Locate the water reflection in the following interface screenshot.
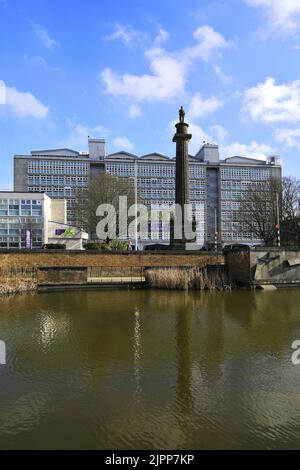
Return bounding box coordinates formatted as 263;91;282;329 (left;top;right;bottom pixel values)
0;289;300;449
133;310;142;399
175;296;193;417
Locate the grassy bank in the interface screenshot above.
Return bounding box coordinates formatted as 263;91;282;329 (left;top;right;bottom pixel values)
145;267;231;291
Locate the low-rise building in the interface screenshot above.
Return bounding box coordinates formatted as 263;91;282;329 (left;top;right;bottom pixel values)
0;192;88;250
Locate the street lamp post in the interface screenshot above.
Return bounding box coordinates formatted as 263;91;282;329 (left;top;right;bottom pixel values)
275;190;281;247
134;159;138;251
214;207;218;252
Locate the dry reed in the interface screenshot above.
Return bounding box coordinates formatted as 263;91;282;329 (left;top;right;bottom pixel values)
0;269;37;296
145;267;231;291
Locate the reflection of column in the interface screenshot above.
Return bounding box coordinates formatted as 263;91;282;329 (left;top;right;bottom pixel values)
133;309;143;400
175;305;193;415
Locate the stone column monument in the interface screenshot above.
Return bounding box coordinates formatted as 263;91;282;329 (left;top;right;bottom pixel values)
170;107;193;249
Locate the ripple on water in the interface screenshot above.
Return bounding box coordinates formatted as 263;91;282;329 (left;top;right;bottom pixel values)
0;392;50;436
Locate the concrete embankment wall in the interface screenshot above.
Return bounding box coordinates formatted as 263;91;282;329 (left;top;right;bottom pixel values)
226;247;300;287
0;250;224;269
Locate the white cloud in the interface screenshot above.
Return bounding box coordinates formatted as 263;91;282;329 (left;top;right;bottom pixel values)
104;23;146;47
211;124;228;141
243;77;300;123
113;136;135;151
188;122;212;154
186;25;228;61
214;65;232;84
101;25;229;103
244;0;300;34
0;85;48;119
0;80;5;104
30;21;59;49
101;47;186;102
23;54;47;68
221;140;274;159
153;27;169;46
274;127;300;149
61;123;109;149
188;93;223;118
128;104;142;118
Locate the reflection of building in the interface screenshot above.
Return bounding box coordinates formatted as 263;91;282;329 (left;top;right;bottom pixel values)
0;192;88;249
13;137;281;247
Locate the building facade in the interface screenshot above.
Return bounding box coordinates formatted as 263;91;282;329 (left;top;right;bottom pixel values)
105;144;281;247
14;139;105;223
13;139;281;247
0;192;88;249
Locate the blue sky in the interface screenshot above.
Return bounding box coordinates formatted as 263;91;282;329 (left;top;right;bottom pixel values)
1;0;300;189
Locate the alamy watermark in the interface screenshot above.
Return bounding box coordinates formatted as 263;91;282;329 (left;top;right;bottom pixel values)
0;340;6;365
291;340;300;365
0;80;6;105
95;197;205;250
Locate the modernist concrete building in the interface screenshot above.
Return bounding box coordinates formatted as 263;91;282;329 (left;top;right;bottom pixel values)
0;192;88;250
13;138;281;247
14;139;105;223
105;144;281;247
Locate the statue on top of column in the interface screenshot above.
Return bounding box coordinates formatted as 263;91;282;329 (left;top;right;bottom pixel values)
179;106;185;123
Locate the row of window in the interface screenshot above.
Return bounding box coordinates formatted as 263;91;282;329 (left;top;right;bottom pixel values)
221;181;262;189
0;199;42;205
221;168;272;180
0;217;42;224
0;236;43;248
221;201;241;210
106;164;206;178
28;187;76;197
0;207;42;216
28;176;88;187
222;232;261;241
136;179;206;189
28;161;89;175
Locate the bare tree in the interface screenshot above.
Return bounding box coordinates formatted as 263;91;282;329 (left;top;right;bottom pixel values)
72;173;135;237
281;176;300;245
237;178;281;245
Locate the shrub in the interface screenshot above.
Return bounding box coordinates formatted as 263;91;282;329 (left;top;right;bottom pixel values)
109;240;128;251
85;240;128;251
85;242;106;250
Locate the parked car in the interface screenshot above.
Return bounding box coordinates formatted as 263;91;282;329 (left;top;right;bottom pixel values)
144;244;169;251
222;244;250;254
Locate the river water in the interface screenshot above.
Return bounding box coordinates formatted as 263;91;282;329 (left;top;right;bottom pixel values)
0;289;300;449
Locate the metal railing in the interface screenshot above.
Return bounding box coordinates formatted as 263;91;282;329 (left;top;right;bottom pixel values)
0;267;38;282
87;266;145;284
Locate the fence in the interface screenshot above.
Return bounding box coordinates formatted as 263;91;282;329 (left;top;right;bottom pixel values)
87;266;145;284
0;267;38;283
